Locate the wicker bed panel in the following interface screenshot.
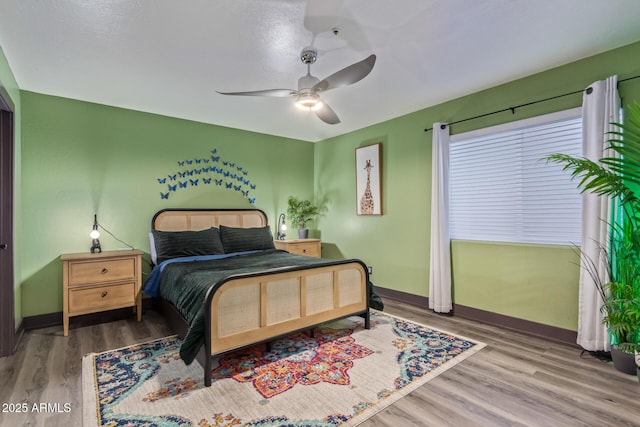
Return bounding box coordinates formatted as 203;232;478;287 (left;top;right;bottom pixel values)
338;268;367;306
216;283;261;338
305;272;334;315
153;209;267;231
265;277;302;325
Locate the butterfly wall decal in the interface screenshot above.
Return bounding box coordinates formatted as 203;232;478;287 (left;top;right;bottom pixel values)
154;147;259;204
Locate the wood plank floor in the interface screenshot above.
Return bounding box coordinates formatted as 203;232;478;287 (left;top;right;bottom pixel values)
0;299;638;426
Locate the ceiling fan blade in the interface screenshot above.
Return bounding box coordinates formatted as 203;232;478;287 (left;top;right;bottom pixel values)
217;89;296;97
313;54;376;92
315;102;341;125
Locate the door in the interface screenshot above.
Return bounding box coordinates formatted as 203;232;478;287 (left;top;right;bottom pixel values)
0;97;14;357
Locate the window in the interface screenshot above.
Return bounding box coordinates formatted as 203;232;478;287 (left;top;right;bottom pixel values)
449;108;582;246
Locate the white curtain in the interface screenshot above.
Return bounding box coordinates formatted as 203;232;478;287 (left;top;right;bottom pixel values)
429;123;452;313
578;75;620;351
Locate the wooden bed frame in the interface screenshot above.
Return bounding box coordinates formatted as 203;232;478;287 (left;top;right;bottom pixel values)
152;208;370;386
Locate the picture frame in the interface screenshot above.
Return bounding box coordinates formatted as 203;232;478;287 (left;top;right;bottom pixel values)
355;143;382;215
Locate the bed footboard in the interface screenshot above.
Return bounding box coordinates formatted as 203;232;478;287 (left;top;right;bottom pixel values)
201;260;369;386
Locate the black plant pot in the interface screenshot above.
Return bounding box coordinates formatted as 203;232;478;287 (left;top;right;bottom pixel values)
611;346;637;375
637;366;639;384
298;228;309;239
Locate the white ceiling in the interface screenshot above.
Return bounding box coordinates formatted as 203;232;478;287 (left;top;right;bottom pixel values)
2;1;640;142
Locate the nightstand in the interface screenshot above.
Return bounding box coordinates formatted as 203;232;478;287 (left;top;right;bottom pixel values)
60;250;143;336
273;239;321;258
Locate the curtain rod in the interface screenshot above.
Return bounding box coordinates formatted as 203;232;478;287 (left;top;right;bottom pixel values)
424;74;640;132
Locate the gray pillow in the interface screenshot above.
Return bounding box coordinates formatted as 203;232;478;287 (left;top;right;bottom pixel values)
152;228;224;264
219;225;275;253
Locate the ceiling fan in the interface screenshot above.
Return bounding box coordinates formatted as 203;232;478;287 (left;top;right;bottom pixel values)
217;47;376;125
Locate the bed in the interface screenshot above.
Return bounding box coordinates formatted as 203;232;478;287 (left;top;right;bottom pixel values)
142;208;371;387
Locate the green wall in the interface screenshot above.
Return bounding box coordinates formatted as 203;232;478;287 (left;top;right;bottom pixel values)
315;40;640;331
0;46;22;328
20;92;314;316
15;40;640;332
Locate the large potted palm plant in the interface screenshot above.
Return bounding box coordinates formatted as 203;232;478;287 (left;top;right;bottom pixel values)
546;101;640;374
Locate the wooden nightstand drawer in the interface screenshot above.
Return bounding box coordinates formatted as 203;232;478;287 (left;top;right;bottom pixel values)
68;282;136;315
274;239;321;258
68;257;136;286
288;242;320;257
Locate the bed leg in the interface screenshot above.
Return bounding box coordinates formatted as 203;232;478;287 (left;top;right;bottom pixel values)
205;355;212;387
196;346;212;387
364;310;371;329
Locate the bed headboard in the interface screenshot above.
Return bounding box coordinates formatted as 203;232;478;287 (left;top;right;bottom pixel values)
152;209;268;231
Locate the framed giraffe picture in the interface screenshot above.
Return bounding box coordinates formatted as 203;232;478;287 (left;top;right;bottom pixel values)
355;143;382;215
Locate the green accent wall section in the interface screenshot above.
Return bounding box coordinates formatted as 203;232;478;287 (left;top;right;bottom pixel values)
315;40;640;331
20;92;314;316
0;45;22;328
451;241;580;330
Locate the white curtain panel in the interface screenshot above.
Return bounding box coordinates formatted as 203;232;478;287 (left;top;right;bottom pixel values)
578;75;620;351
429;123;452;313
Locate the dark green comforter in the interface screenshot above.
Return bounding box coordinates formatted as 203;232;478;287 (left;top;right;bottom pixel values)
156;249;379;364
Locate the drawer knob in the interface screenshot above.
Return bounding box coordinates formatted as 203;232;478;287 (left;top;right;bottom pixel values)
101;268;109;275
302;249;307;253
101;291;108;298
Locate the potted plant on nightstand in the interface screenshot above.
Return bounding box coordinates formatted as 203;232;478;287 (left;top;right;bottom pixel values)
287;196;320;239
546;101;640;374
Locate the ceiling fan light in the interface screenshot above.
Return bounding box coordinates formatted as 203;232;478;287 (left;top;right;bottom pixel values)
295;94;323;111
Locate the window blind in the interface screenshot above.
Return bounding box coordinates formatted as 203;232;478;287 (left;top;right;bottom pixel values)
449;110;582;246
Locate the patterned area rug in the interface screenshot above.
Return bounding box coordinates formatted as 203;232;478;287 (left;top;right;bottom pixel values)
83;311;485;426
